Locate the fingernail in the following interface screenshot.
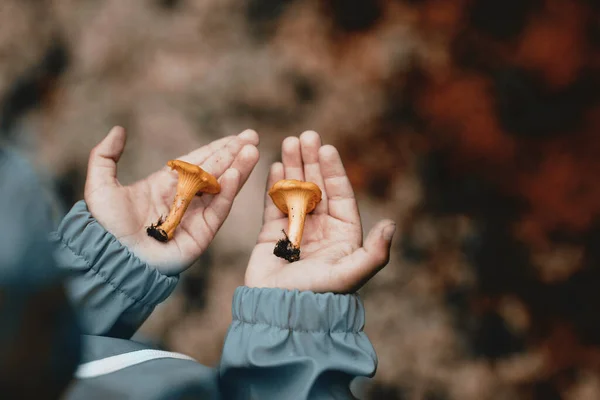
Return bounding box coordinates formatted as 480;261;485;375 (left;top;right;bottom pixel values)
383;223;396;241
238;129;257;141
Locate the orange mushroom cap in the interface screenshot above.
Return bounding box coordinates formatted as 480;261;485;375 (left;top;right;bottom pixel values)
167;160;221;196
268;179;322;215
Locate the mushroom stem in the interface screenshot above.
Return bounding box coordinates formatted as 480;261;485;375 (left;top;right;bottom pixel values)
149;191;195;242
269;179;321;262
285;196;309;248
147;160;219;243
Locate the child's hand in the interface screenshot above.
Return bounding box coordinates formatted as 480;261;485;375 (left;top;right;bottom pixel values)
85;126;260;275
245;131;395;293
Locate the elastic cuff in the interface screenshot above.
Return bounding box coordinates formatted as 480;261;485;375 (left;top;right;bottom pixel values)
231;286;365;333
51;200;178;309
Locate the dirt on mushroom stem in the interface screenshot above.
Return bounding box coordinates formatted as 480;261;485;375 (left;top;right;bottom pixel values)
274;230;301;262
147;192;196;242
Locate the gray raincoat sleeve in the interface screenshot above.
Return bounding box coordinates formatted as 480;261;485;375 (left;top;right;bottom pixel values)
219;286;377;399
49;201;179;338
51;201;378;398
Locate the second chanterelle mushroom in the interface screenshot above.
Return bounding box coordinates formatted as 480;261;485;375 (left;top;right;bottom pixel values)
268;179;322;262
147;160;220;242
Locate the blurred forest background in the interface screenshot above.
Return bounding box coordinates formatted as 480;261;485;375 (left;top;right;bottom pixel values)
1;0;600;399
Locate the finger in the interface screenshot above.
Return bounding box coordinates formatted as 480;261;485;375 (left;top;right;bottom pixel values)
197;143;259;208
319;145;360;224
200;131;258;178
178;129;259;165
177;135;235;165
86;126;126;193
282;136;304;181
335;220;396;292
186;168;241;238
299;130;327;214
230;144;260;195
150;130;257;202
263;162;285;223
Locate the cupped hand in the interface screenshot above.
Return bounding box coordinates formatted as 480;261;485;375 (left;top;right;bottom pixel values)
245;131;396;293
85;126;260;275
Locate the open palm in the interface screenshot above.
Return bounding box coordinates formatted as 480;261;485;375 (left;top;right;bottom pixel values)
246;131;396;293
85;126;260;275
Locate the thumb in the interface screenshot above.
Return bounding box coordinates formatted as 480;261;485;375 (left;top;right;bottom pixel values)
85;126;127;193
336;219;396;292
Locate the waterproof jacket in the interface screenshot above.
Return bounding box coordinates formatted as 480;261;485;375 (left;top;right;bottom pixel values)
1;149;378;399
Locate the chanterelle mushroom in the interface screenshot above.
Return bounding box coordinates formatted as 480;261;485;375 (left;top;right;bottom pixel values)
147;160;220;242
268;179;322;262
